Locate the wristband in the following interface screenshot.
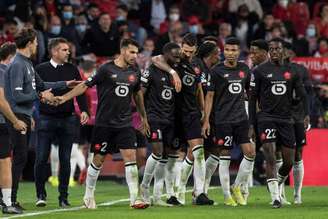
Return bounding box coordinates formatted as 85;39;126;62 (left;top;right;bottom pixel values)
169;69;176;75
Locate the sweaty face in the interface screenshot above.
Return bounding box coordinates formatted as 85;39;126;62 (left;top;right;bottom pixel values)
123;45;139;65
224;44;240;62
269;41;283;62
181;43;196;60
167;48;181;64
53;43;70;63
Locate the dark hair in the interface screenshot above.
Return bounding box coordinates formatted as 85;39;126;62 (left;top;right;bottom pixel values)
4;18;18;26
182;33;197;47
120;38;139;49
225;37;240;46
14;28;37;49
0;42;16;61
99;12;110;19
201;36;217;44
162;42;180;54
87;3;99;10
48;37;69;53
117;4;128;12
250;39;269;52
197;42;217;59
283;41;293;50
268;37;284;45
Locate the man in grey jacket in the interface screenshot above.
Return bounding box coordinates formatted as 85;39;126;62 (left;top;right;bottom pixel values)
4;28;79;210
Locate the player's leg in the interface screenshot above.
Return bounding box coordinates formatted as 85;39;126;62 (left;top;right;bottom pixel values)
140;125;163;205
177;146;193;205
232;121;255;205
275;146;290;205
293;123;306;204
165;145;181;205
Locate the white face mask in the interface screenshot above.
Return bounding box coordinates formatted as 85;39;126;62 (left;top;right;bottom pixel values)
169;13;179;22
279;0;289;8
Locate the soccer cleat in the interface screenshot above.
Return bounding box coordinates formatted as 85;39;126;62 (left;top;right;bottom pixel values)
280;196;291;205
69;177;77;187
131;200;149;209
294;196;302;205
166;196;182;206
195;193;214;205
152;199;173;207
272;199;282;209
79;169;87;185
231;186;247;206
83;196;96;209
140;184;151;205
12;202;25;211
48;176;59;187
177;190;186;205
36;198;47;207
2;205;23;214
240;183;249;204
224;196;237;207
59;199;71;208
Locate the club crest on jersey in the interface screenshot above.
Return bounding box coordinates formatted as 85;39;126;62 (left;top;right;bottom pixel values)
128;74;136;82
151;132;158;140
194;67;201;75
217;139;224;145
239;71;245;78
284;72;291;80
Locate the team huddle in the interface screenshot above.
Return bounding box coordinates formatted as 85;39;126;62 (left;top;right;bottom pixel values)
64;33;308;209
0;28;311;213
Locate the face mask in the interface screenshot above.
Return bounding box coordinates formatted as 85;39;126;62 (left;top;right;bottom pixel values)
116;15;126;21
63;11;73;20
76;24;87;33
306;27;316;37
50;25;61;35
169;13;179;22
189;25;198;34
279;0;288;8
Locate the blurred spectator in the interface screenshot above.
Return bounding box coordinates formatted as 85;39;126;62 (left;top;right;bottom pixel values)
159;4;188;35
61;4;75;27
229;0;263;19
217;22;232;52
81;13;120;57
153;20;183;55
136;38;155;71
150;0;168;33
272;0;291;21
289;2;310;36
86;3;100;25
314;37;328;57
91;0;118;19
33;6;49;33
47;15;63;39
181;0;210;22
253;13;274;40
44;0;58;16
305;23;318;55
187;15;205;40
116;4;147;46
314;3;328;38
0;18;17;45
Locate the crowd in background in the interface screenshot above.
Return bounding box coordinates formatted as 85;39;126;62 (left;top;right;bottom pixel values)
0;0;327;127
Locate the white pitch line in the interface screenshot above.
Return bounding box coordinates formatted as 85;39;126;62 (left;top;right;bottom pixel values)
3;187;217;219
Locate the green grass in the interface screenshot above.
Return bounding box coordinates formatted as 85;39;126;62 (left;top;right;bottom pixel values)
3;181;328;219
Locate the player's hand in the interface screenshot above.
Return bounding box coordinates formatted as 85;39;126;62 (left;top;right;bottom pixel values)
141;118;151;137
66;80;82;88
54;96;68;105
202;120;210;138
304;115;311;131
170;71;181;93
248;125;256;141
80;112;89;125
13;119;27;132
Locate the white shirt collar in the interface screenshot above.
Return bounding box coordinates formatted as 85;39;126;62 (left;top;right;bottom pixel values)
50;59;64;68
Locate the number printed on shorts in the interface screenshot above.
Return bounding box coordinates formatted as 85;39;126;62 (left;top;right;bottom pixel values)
265;129;276;139
100;142;108;153
224;136;233;147
115;85;129;97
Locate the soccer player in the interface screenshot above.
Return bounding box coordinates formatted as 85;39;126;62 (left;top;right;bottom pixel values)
277;41;312;204
0;43;27;214
56;39;150;209
248;38;308;208
140;42;181;206
152;33;213;205
202;37;255;206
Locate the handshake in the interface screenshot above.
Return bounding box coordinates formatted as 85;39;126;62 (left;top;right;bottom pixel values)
39;89;67;106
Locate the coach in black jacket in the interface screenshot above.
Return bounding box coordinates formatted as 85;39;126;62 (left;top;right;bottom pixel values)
34;38;89;208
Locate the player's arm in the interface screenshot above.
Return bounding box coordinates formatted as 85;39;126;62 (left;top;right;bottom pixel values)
0;87;27;131
151;55;181;92
57;82;88;104
248;69;260;139
133;90;150;136
196;83;205;113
